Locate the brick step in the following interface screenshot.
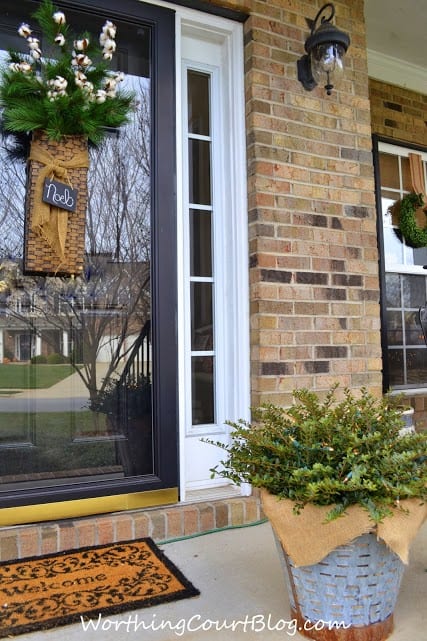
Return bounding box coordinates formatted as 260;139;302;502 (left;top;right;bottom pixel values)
0;493;264;562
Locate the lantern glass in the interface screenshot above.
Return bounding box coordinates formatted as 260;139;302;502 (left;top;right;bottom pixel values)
310;42;345;87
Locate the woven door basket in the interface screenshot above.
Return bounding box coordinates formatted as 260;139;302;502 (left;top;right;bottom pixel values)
24;131;89;276
278;533;405;641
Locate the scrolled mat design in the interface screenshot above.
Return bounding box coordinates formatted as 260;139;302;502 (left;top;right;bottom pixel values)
0;538;199;637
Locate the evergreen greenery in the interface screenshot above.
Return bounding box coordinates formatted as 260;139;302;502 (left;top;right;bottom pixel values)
397;192;427;248
205;385;427;522
0;0;134;144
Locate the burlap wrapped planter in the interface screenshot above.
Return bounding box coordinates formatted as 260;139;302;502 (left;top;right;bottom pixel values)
24;131;89;276
261;490;427;641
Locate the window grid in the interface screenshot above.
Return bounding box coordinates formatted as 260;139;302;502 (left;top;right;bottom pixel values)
187;69;216;426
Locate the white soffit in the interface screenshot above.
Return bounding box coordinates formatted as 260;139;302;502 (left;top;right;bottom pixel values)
367;49;427;95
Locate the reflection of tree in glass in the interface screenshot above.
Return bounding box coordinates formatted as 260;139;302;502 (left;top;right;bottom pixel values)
87;78;150;263
0;137;26;258
0;78;151;406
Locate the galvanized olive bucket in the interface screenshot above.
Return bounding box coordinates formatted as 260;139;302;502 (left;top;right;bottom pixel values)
276;533;405;641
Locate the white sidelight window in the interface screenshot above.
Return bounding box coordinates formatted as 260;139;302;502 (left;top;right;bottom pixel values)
178;13;249;495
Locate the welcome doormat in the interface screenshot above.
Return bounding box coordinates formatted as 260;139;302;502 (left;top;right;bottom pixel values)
0;538;199;637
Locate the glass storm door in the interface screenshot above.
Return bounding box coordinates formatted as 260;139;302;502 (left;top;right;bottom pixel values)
0;0;177;508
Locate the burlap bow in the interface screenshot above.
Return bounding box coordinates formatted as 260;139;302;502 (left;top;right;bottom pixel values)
28;139;89;265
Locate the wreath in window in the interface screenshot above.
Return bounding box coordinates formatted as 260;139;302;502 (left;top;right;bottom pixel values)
395;192;427;248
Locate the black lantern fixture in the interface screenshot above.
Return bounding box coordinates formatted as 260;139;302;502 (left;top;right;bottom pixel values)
297;3;350;96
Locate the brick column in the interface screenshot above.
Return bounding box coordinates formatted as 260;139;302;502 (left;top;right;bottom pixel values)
243;0;381;404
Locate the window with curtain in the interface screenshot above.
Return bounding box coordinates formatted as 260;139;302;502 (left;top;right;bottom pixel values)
375;139;427;389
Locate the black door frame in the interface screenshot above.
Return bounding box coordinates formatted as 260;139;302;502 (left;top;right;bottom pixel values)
0;0;178;508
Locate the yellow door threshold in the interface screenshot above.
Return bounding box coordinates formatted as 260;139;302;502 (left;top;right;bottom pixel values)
0;488;178;527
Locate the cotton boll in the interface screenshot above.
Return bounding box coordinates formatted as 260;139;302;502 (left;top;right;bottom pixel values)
54;34;66;47
74;54;92;68
74;38;89;51
82;81;94;94
19;62;33;73
102;20;117;39
102;38;116;53
74;70;87;87
53;12;66;25
103;78;117;93
27;37;40;50
18;23;32;38
95;89;107;103
53;75;68;91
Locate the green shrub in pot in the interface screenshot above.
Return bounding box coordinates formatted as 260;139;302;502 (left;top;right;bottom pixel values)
206;385;427;522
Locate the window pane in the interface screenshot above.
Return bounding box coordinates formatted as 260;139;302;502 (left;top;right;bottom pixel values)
413;246;427;267
383;227;404;267
386;310;402;346
189;139;211;205
379;153;399;189
405;311;425;346
191;282;213;350
401;157;412;192
191;356;214;424
190;210;212;277
402;275;425;307
385;273;401;307
188;71;210;136
382;192;399;226
388;350;404;386
406;350;427;385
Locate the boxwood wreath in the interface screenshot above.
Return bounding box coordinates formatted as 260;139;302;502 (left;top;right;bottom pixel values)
395;192;427;248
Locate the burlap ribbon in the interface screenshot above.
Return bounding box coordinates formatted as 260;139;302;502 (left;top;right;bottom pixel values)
409;152;427;209
261;489;427;567
29;139;89;263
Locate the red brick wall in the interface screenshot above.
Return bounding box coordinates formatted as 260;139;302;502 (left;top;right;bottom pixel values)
369;78;427;147
239;0;381;404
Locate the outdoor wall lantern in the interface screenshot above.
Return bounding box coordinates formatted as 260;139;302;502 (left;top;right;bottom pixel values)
297;3;350;96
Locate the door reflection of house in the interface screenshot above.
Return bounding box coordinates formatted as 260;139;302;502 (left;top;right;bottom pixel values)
17;334;32;361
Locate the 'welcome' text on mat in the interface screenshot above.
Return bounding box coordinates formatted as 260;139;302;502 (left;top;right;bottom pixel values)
0;537;199;637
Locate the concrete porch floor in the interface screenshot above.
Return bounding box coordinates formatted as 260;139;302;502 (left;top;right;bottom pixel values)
14;519;427;641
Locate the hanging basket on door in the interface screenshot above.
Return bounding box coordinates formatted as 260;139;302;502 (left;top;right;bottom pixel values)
0;0;135;274
24;131;89;276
